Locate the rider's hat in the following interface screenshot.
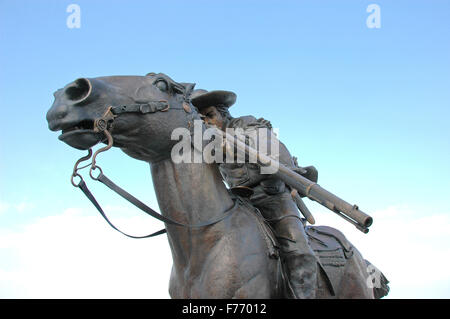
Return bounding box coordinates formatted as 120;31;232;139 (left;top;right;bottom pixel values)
190;89;237;111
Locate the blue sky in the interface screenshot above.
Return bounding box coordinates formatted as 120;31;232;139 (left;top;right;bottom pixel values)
0;0;449;298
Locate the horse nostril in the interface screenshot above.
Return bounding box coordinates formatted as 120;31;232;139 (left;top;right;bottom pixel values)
65;78;92;103
46;102;69;129
57;110;67;119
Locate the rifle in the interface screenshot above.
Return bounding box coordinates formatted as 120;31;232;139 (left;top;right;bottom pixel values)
218;128;373;233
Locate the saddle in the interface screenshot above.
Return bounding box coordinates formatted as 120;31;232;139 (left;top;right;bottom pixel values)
306;225;354;296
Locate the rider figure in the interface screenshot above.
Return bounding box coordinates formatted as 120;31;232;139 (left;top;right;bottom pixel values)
190;89;318;299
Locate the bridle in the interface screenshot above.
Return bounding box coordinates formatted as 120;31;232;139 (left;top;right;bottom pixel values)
70;99;238;239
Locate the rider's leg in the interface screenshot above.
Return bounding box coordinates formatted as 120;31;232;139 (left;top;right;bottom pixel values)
251;183;317;299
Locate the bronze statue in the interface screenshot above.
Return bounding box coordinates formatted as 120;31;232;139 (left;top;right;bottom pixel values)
46;73;389;298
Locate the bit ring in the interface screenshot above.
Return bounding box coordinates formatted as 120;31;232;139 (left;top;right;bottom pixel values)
89;165;103;181
71;173;83;187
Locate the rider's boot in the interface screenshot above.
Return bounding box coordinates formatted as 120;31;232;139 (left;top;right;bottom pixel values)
270;201;318;299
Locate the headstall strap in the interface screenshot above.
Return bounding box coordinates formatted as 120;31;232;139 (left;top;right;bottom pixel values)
111;100;169;115
69;102;237;239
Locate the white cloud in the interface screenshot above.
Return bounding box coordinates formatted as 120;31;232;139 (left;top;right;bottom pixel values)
0;207;172;298
311;203;450;298
0;203;449;298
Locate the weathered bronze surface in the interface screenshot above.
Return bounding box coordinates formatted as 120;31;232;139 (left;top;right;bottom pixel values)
46;73;389;298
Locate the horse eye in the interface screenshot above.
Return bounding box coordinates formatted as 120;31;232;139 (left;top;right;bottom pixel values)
155;80;168;92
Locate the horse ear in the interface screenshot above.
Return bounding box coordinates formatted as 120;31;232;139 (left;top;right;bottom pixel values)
180;82;196;98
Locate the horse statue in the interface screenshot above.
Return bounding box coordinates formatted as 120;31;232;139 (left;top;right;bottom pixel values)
46;73;389;298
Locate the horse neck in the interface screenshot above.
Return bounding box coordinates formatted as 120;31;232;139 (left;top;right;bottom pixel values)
149;156;234;261
150;158;233;221
150;157;233;223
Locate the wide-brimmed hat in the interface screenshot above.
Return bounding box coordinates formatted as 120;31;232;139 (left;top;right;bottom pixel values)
190;89;237;110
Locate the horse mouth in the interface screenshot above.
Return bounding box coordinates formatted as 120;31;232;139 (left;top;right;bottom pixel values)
58;120;103;150
59;119;93;134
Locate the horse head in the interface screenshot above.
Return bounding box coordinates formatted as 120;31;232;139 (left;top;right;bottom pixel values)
46;73;197;163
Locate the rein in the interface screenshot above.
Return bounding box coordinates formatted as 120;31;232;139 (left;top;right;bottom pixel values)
70;101;238;239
